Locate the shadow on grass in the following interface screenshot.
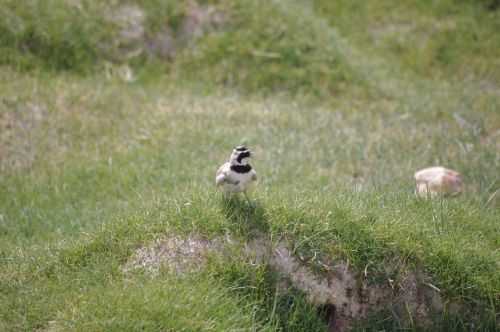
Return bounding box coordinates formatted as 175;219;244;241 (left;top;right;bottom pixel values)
219;195;269;237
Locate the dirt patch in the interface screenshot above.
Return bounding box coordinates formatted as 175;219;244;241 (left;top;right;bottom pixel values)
392;269;444;328
102;4;146;63
244;238;386;331
247;238;445;331
177;0;226;45
104;1;226;63
124;234;444;331
146;0;225;60
275;247;385;331
474;78;500;96
123;235;225;276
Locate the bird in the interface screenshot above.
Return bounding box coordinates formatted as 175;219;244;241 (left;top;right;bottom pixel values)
215;145;257;203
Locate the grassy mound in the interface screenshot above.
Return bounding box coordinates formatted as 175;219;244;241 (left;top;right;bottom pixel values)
0;0;354;97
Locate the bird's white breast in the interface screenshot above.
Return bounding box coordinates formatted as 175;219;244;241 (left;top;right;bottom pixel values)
216;163;256;194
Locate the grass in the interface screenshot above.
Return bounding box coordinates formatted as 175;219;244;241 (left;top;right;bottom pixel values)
0;0;355;97
313;0;500;85
0;0;499;331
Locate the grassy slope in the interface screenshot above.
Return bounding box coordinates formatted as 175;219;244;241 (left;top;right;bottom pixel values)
313;0;500;83
0;0;499;331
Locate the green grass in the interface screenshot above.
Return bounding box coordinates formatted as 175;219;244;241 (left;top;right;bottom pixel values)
1;0;499;331
0;0;355;97
313;0;500;84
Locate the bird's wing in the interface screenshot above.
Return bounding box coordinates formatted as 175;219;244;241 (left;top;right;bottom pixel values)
215;164;228;186
216;163;239;186
251;169;257;181
216;163;242;186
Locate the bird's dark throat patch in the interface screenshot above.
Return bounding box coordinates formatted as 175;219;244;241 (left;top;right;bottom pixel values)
230;164;252;173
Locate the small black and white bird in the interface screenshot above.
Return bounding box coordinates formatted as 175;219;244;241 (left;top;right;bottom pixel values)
216;145;257;201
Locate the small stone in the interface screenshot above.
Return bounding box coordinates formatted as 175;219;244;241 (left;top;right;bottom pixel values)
414;166;463;198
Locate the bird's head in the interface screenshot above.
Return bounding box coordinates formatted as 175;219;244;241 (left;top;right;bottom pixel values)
230;145;252;165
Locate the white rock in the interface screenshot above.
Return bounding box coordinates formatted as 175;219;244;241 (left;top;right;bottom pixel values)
414;167;463;198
